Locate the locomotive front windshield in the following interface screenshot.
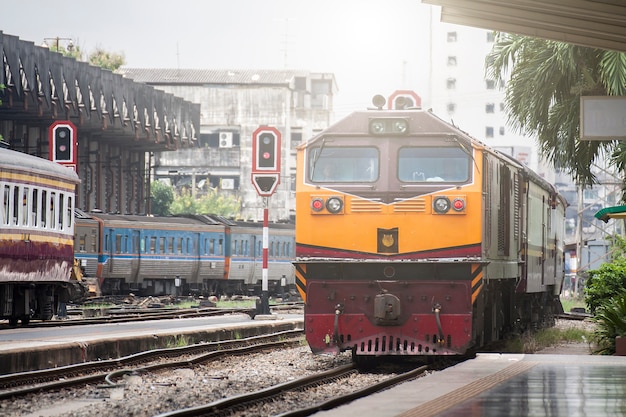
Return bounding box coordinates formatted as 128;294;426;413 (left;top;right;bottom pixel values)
309;147;379;183
398;147;470;183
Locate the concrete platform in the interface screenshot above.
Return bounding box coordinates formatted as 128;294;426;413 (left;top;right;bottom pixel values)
0;314;304;374
313;353;626;417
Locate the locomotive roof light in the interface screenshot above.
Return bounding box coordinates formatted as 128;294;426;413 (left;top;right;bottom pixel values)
368;118;409;135
433;196;451;214
372;94;386;109
452;198;466;212
326;196;344;214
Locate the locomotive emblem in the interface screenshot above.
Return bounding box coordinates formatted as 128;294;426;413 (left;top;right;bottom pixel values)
377;227;398;253
382;234;395;247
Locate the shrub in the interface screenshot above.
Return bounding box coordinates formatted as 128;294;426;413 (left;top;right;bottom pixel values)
585;257;626;313
592;292;626;355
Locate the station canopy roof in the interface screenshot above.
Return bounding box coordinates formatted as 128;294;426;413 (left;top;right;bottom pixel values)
423;0;626;53
595;206;626;223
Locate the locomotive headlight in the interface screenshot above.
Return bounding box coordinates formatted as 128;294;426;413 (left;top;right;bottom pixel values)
392;120;408;133
326;196;344;214
433;196;451;214
311;197;325;212
370;120;385;134
369;118;409;135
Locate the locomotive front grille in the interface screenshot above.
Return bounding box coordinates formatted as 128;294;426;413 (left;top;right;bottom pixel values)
393;198;427;212
351;334;452;355
350;200;383;212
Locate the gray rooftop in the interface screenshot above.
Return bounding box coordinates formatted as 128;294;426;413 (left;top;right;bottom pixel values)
119;68;313;85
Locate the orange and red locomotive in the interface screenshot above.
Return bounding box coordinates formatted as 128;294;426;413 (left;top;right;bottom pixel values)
294;96;565;358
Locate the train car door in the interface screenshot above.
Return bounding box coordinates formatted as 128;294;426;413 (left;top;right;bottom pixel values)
106;228;114;273
191;232;200;280
130;230;141;282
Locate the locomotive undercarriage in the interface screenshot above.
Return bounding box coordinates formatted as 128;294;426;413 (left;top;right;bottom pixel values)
0;283;72;325
478;279;561;345
101;277;294;299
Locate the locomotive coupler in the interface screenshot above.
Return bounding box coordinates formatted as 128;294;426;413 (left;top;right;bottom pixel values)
433;303;446;346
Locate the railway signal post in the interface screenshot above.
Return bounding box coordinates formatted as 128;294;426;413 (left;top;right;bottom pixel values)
251;126;281;315
48;120;78;172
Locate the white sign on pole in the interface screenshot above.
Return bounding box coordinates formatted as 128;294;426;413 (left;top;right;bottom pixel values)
580;96;626;140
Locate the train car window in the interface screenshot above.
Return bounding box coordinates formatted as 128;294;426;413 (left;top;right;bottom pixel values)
309;147;379;183
77;234;86;252
159;237;165;254
124;235;130;253
115;235;122;254
49;192;58;229
150;236;157;254
58;194;65;229
30;189;38;227
66;195;74;230
168;237;174;254
218;238;223;256
245;240;249;256
19;187;29;227
39;190;47;228
1;184;7;226
10;186;19;226
398;147;470;183
209;238;215;255
177;237;183;254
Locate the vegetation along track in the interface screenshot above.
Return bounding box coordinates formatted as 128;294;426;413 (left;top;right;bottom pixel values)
0;330;304;398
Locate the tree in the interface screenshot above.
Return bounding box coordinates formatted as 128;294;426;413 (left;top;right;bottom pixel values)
485;34;626;187
88;48;125;71
170;188;241;218
46;42;125;71
151;181;174;216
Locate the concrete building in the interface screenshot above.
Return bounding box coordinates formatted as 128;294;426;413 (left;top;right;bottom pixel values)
427;17;548;179
119;69;337;222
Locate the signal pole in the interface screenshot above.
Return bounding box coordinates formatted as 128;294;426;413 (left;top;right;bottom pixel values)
251;125;282;316
260;198;270;314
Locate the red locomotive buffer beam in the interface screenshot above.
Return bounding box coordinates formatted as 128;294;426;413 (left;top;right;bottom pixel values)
305;279;473;355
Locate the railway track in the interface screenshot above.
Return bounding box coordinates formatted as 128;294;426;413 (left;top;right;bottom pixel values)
155;363;432;417
0;302;303;329
0;330;304;398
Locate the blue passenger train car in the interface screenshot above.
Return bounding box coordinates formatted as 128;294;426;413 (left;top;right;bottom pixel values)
74;211;295;297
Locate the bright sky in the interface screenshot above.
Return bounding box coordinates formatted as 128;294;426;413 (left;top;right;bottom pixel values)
1;0;436;118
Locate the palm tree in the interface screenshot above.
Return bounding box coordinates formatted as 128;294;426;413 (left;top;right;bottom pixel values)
485;33;626;187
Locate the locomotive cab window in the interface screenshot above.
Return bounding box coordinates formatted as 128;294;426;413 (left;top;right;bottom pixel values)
309;147;379;183
398;147;471;183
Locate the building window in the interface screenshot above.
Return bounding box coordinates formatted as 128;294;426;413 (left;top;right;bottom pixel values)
447;31;457;42
485;127;494;138
485;103;495;113
486;79;496;90
447;56;457;66
500;102;505;111
446;78;456;89
499;127;506;136
291;131;302;148
486;32;495;42
447;103;456;114
311;80;331;109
